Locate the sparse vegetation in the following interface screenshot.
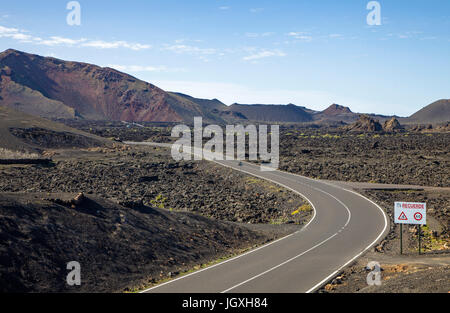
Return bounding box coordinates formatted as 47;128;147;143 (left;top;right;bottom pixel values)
149;194;168;209
0;148;40;160
415;225;449;252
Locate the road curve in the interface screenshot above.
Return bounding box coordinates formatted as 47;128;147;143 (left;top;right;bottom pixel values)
126;142;390;293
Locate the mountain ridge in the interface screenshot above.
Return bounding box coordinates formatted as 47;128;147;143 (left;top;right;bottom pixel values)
1;49;448;125
0;49;206;123
403;99;450;124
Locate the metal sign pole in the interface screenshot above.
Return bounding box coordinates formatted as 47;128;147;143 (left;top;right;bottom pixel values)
418;225;421;255
400;224;403;255
394;202;426;256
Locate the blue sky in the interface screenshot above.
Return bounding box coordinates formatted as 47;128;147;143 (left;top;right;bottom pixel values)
0;0;449;116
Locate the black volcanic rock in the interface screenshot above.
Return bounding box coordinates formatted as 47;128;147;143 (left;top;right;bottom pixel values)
383;117;404;132
344;115;383;132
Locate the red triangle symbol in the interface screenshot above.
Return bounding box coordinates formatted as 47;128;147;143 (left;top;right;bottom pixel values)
398;212;408;221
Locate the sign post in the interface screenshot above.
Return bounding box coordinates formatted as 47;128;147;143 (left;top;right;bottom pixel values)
418;225;421;255
400;224;403;255
394;202;427;255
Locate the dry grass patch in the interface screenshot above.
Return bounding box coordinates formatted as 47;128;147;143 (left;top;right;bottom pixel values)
0;148;40;160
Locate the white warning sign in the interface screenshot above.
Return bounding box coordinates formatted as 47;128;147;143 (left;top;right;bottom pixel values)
394;202;427;225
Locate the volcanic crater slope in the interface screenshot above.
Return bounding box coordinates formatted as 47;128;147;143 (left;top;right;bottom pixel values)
224;103;313;123
404;99;450;125
0;106;109;152
0;49;214;123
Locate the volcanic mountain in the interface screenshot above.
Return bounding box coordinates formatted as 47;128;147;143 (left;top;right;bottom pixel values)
222;103;313;123
0;106;109;153
2;49;447;125
404;99;450;124
313;103;357;123
0;49;218;123
167;92;234;123
321;103;352;115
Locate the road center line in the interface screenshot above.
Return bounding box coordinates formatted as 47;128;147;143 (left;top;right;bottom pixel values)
128;142;387;293
216;164;352;293
221;232;340;293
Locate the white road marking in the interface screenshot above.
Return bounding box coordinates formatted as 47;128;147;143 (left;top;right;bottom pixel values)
128;142;389;293
221;232;339;293
140;162;319;293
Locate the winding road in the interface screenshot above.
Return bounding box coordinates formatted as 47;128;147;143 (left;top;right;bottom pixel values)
126;142;390;293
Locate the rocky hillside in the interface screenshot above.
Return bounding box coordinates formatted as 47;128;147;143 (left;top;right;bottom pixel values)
344;115;383;132
167;92;232;124
405;99;450;124
0;106;109;153
223;103;313;123
321;104;351;115
383;117;404;132
344;115;405;132
0;145;310;292
313;104;357;123
0;49;216;123
2;49;446;125
0;192;270;292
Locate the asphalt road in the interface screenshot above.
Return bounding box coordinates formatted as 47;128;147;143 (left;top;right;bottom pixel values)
126;142;390;293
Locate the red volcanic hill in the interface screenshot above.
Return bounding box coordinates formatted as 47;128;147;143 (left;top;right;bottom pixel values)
321;103;352;115
3;49;445;125
0;49;213;123
313;103;357;123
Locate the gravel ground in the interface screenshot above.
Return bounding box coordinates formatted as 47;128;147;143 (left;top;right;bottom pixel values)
318;188;449;293
278;130;449;187
0;146;311;225
0;192;296;292
0;145;311;292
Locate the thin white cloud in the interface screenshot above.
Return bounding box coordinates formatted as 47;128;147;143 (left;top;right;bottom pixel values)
287;32;313;42
0;25;16;33
245;33;259;38
243;49;286;61
0;24;151;51
245;32;275;38
39;36;87;46
250;8;264;13
82;41;151;50
0;25;27;40
107;64;185;73
162;44;216;55
219;6;230;10
382;31;428;40
174;38;204;44
420;36;437;40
